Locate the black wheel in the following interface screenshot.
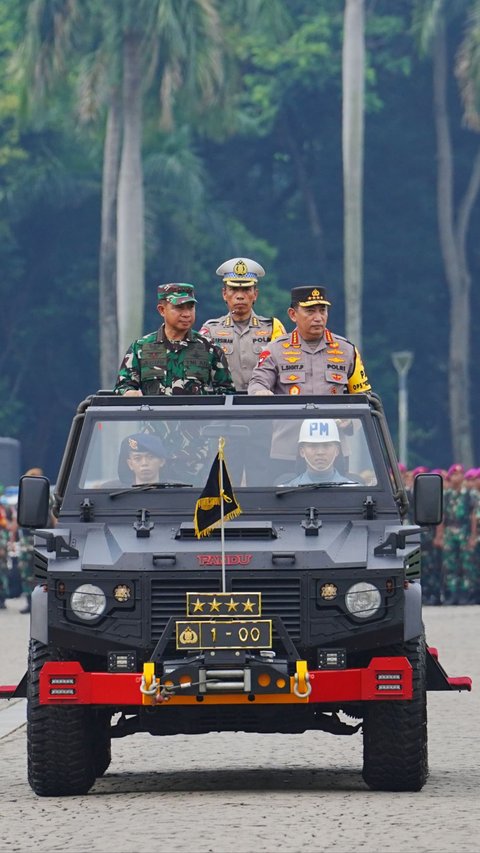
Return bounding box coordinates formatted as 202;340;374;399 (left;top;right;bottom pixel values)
91;711;112;777
362;633;428;792
27;639;96;796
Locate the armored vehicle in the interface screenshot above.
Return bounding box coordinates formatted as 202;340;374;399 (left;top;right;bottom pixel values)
13;392;471;796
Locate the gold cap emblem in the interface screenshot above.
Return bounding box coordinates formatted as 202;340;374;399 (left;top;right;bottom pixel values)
234;259;248;276
128;438;138;450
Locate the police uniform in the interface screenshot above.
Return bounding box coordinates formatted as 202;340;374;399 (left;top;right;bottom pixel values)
247;286;370;396
114;283;235;396
200;258;285;391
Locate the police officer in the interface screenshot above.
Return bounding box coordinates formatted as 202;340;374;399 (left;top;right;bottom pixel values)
200;258;286;391
114;283;235;396
248;285;370;396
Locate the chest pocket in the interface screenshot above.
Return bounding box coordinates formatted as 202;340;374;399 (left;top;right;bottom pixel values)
282;371;306;384
216;340;234;355
140;345;167;393
183;351;210;383
253;338;270;354
325;367;347;386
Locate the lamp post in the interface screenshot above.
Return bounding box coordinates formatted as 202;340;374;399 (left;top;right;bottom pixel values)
391;351;414;466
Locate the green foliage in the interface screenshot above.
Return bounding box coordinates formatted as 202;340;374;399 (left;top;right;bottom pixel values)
0;0;479;475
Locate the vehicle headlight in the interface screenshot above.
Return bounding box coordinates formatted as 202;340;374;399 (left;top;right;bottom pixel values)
345;582;381;619
70;584;107;621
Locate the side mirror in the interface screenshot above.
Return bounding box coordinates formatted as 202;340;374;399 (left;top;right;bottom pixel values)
17;475;50;528
413;473;443;526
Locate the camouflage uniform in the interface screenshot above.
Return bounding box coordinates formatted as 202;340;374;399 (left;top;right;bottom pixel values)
114;326;235;396
441;487;476;604
17;527;35;597
420;526;442;605
0;507;9;608
472;491;480;603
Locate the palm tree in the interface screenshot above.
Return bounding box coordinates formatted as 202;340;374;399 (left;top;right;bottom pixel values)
413;0;480;465
16;0;225;373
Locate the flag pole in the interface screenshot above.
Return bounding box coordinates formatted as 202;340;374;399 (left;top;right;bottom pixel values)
218;437;226;593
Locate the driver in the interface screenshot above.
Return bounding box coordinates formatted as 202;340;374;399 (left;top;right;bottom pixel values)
283;419;353;486
119;433;169;485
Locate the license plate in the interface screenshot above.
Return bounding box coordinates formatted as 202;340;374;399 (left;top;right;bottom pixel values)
176;619;272;650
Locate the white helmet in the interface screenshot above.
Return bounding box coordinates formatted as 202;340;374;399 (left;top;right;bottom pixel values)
298;419;340;444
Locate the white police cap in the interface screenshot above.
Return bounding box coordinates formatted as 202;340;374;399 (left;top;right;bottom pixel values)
216;257;265;286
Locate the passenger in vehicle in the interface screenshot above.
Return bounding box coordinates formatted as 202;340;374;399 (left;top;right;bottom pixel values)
280;419;355;486
117;433;170;486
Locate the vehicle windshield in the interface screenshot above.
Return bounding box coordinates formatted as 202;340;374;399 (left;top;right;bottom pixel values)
79;415;378;490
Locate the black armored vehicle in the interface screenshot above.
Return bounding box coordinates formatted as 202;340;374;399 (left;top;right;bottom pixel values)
15;392;471;796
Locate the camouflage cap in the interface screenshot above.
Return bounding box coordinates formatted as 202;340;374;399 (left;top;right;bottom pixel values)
157;282;197;305
291;286;331;307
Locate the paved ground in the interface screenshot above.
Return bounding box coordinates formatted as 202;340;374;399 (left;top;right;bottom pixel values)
0;599;478;853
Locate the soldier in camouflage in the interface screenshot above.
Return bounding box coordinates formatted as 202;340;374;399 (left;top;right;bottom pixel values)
434;463;477;605
0;496;9;610
114;283;235;397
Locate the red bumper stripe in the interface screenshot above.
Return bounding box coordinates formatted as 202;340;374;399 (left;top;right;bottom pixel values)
39;657;414;706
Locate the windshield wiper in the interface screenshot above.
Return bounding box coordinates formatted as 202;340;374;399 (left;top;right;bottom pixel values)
110;482;193;499
276;481;352;496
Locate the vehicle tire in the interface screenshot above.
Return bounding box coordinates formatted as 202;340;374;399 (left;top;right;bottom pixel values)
27;639;96;796
362;632;428;792
91;711;112;777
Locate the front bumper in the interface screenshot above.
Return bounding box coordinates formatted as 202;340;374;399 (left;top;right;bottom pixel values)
39;657;414;706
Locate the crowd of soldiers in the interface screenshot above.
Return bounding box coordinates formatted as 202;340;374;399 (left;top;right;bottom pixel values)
401;463;480;606
0;468;48;614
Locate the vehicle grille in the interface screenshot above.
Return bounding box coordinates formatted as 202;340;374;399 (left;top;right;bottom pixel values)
150;575;301;642
175;522;277;540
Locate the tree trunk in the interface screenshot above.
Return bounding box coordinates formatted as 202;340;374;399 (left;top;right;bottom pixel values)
282;116;327;277
117;32;145;358
99;91;121;389
433;18;474;465
342;0;365;347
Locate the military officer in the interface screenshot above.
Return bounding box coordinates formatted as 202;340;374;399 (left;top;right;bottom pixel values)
114;283;235;396
200;258;286;391
248;285;370;396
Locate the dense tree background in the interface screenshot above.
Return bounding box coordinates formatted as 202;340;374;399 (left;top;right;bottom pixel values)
0;0;479;480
